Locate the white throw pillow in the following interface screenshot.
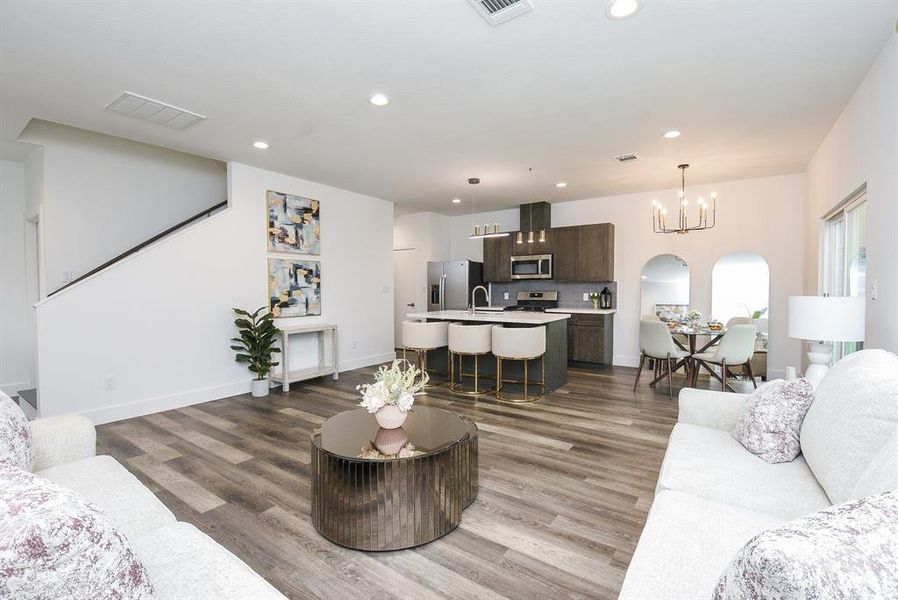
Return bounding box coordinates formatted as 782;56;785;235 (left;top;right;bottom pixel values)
0;464;156;599
0;391;32;471
731;378;814;463
714;490;898;599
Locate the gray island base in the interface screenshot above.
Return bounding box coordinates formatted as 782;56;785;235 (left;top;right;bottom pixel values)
405;310;570;393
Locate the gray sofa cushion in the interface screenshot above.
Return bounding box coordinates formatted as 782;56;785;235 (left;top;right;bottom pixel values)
658;423;830;519
800;349;898;504
618;490;781;600
132;522;286;600
37;455;175;541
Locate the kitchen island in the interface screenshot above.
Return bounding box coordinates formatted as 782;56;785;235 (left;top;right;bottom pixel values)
405;310;570;393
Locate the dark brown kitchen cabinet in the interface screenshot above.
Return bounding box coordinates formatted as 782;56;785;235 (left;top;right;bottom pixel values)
511;232;552;256
553;223;614;282
483;235;512;282
578;223;614;282
551;226;580;281
567;313;613;365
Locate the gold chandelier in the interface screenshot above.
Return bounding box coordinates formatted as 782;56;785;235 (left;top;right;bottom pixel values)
652;164;717;234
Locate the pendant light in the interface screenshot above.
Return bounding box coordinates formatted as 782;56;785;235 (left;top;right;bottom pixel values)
652;164;717;234
467;177;509;239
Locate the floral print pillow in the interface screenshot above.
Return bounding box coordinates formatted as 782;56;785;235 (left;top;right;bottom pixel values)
0;392;32;471
731;378;814;463
714;490;898;599
0;464;156;599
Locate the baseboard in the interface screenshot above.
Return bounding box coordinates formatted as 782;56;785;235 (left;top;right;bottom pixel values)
613;354;641;368
338;351;397;372
0;380;32;397
80;352;397;425
81;379;251;426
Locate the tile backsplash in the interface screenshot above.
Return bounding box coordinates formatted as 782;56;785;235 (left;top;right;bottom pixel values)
488;280;617;309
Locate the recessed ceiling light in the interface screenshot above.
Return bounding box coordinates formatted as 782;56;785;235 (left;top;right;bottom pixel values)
253;141;269;149
606;0;639;19
555;182;568;188
369;93;391;106
452;198;461;204
663;130;681;139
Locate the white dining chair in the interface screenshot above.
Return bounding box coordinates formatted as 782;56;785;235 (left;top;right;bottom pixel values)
691;324;758;391
634;320;690;400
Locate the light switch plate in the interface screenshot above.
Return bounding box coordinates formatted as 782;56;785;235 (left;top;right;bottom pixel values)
871;280;878;300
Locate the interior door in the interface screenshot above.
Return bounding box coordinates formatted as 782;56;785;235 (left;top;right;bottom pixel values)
443;260;469;310
393;249;418;348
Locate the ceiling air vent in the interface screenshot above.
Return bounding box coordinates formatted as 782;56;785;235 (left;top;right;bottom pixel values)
613;153;640;163
106;92;206;130
468;0;533;26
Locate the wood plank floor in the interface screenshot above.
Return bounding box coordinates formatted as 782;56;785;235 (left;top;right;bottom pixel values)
97;364;752;599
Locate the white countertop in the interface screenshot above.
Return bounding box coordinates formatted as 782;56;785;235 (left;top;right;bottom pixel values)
546;307;617;315
407;310;570;325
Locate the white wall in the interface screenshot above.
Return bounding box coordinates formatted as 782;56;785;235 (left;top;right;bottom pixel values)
19;121;227;293
35;162;394;424
803;34;898;353
0;160;33;395
433;173;806;375
393;212;453;321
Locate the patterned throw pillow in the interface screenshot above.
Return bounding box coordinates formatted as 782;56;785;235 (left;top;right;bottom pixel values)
714;491;898;599
731;378;814;463
0;391;32;471
0;464;155;600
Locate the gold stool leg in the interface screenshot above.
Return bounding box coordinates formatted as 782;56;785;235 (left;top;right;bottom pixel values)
474;354;479;394
524;359;529;402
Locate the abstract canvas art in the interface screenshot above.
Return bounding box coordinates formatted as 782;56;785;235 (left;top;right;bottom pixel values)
268;258;321;317
267;190;320;255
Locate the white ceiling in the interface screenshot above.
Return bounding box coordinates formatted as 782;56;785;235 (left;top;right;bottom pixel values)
1;1;895;214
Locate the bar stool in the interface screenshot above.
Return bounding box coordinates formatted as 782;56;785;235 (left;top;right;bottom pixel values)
448;323;494;396
401;321;449;386
492;325;546;403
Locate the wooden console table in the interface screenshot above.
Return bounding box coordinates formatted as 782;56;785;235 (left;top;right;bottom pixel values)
271;323;338;392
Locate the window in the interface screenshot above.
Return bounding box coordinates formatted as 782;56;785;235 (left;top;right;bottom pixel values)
821;186;866;359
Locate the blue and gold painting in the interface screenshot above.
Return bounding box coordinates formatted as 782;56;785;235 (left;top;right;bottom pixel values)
267;190;320;255
268;258;321;317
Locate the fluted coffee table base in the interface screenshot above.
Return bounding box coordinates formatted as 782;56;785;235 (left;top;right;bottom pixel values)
311;409;478;551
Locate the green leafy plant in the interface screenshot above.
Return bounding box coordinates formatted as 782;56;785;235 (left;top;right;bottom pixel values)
750;307;768;320
231;307;281;380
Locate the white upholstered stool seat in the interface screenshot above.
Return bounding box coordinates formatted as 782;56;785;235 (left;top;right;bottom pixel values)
491;325;546;403
448;323;493;396
402;320;450;386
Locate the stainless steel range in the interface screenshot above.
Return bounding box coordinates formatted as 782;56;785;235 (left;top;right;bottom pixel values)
503;290;559;312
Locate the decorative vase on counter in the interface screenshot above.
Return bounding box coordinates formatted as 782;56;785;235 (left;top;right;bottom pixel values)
591;298;601;310
373;427;409;454
374;405;408;429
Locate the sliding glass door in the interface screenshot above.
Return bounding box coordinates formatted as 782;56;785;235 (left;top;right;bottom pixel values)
821;190;866;360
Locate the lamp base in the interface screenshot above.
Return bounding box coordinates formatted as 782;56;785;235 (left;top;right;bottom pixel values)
804;342;833;389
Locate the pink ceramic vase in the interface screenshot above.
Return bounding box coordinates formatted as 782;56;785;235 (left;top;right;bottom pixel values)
373;427;409;455
374;405;407;429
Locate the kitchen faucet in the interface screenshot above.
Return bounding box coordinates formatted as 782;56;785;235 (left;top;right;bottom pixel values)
470;285;491;314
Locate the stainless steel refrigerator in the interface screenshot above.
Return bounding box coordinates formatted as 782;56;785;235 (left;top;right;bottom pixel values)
427;261;483;311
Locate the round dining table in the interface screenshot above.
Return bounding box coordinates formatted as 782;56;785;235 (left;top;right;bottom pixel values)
667;325;726;387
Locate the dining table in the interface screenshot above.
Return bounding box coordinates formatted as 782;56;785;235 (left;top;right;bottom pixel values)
667;325;727;388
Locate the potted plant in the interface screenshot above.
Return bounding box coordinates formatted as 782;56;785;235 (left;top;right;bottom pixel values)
231;307;281;398
357;359;429;429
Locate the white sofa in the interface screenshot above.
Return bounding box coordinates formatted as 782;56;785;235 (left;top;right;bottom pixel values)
620;349;898;599
26;413;286;600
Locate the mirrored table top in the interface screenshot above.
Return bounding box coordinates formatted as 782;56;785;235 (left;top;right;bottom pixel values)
313;406;472;461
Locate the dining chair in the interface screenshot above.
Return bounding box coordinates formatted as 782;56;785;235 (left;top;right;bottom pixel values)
634;320;691;400
641;313;662;322
691;324;758;392
725;317;753;328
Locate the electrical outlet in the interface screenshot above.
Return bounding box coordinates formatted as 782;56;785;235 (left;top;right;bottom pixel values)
352;341;357;350
583;293;589;301
503;292;509;300
62;270;73;284
104;375;116;391
381;285;390;293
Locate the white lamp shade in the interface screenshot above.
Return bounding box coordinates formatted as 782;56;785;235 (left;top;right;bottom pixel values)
788;296;865;342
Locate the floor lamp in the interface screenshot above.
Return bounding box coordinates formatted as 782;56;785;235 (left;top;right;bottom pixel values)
788;296;865;388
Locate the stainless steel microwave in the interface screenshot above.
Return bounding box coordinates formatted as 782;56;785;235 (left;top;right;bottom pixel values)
510;254;552;280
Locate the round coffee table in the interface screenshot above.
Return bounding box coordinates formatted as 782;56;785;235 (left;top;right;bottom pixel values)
311;406;478;551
